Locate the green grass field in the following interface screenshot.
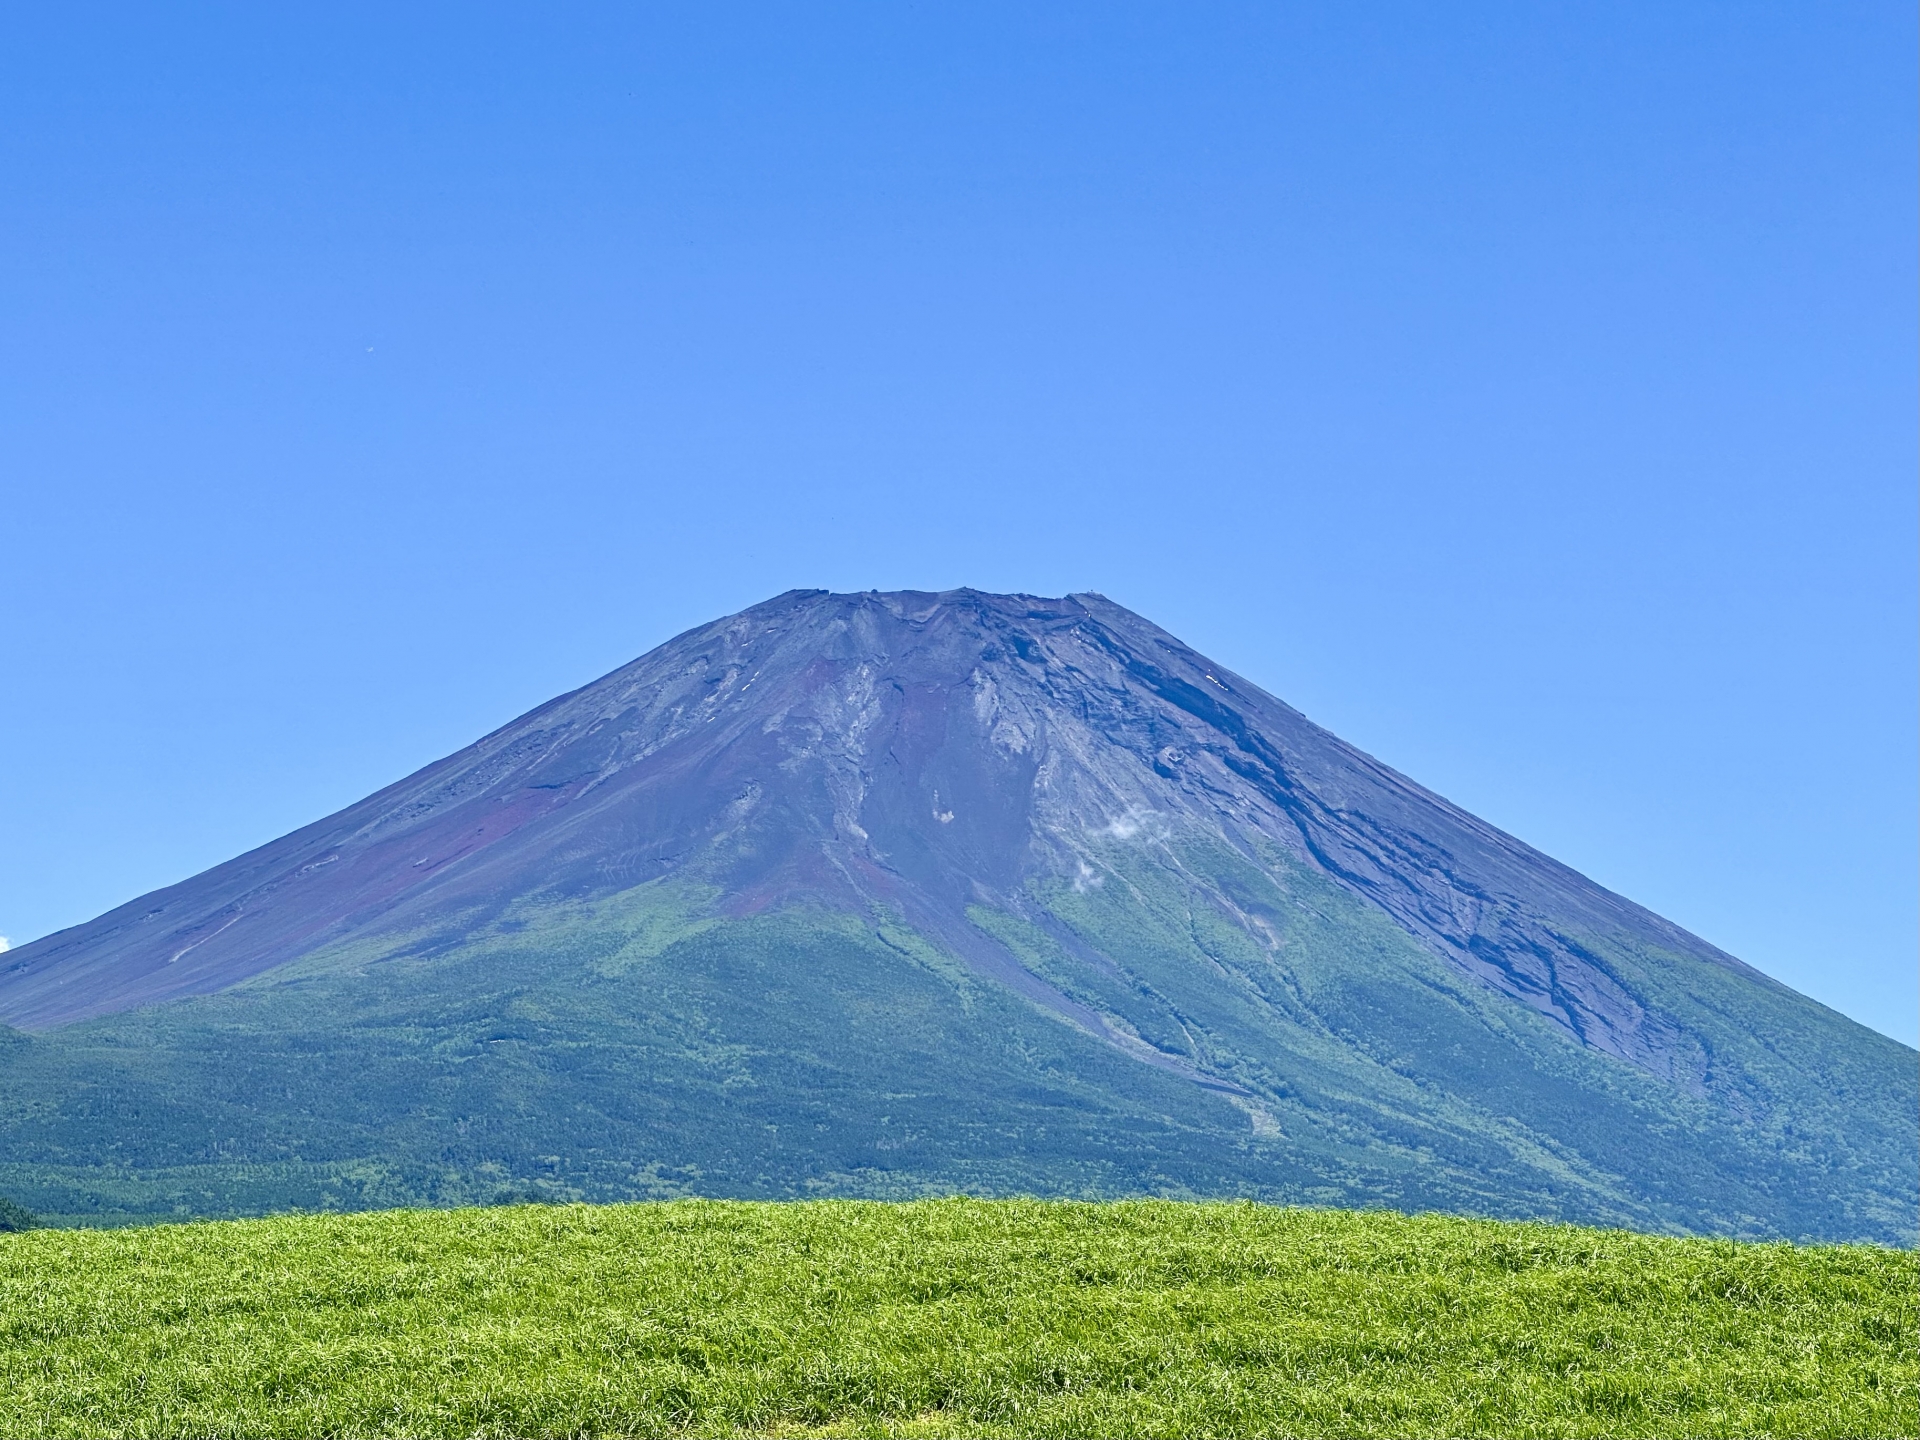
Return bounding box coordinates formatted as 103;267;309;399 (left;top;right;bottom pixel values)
1;1199;1911;1438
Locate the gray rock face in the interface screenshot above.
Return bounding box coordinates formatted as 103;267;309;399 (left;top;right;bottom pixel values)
0;587;1771;1081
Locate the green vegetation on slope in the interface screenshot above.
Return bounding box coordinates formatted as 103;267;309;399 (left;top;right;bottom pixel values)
0;1199;1910;1439
0;853;1912;1242
1003;834;1920;1243
0;886;1303;1224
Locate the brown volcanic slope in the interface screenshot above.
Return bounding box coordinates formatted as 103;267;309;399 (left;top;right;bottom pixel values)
0;589;1762;1049
1;588;1911;1239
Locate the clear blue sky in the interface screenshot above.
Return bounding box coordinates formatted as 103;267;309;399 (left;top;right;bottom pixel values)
4;4;1914;1044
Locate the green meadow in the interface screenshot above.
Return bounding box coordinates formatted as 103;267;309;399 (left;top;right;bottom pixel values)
0;1199;1911;1438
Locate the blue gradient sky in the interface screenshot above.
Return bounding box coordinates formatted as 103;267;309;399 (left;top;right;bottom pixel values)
3;4;1914;1043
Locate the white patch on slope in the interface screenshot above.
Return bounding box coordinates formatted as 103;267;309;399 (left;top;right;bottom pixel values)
970;670;1033;754
1100;807;1170;843
810;664;883;846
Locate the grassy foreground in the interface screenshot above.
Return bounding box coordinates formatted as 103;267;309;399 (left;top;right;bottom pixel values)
0;1200;1911;1438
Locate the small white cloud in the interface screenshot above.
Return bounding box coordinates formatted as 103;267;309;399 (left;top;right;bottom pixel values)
0;936;10;952
1099;808;1168;843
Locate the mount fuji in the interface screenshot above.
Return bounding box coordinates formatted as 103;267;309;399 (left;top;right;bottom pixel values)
2;589;1911;1241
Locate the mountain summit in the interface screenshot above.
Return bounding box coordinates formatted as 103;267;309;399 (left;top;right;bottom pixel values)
2;589;1913;1240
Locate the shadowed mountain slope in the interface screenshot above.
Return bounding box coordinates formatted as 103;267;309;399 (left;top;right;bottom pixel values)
2;589;1912;1240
